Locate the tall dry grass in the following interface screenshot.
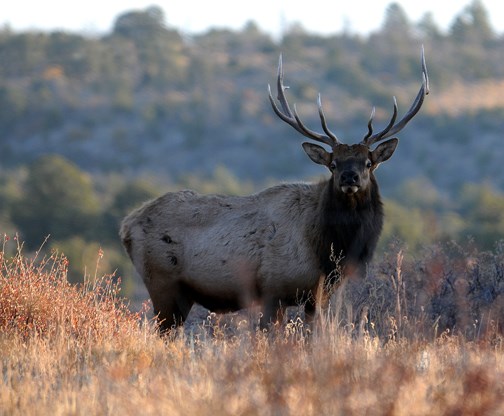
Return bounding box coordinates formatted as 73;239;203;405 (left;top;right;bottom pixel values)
1;236;503;415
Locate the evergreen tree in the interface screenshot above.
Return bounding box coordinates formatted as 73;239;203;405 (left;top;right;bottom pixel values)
450;0;494;43
417;12;443;41
12;155;100;248
382;2;412;37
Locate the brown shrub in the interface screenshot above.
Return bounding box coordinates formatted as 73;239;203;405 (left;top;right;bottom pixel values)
0;236;143;345
335;241;504;342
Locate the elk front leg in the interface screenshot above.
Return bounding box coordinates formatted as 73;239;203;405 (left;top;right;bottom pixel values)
148;282;192;334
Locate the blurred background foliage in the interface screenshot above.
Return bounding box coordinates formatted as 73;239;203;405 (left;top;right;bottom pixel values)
0;1;503;298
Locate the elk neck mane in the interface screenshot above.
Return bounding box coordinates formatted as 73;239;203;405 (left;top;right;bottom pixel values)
310;174;384;277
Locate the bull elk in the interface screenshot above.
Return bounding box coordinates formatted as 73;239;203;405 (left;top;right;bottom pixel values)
120;49;429;332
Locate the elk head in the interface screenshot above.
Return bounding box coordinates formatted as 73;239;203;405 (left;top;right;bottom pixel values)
268;49;429;196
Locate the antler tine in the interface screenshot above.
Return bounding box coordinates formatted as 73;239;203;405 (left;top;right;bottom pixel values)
275;54;293;117
292;102;340;146
421;44;430;95
362;98;398;146
362;106;376;141
362;47;429;147
317;94;341;144
268;55;337;147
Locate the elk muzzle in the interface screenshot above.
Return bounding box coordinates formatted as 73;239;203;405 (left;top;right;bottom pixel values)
340;170;360;194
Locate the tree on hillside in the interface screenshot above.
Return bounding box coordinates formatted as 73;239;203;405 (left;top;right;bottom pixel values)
450;0;494;43
364;3;417;80
45;32;88;78
113;5;167;38
381;2;412;37
100;179;160;242
12;155;100;248
417;12;443;41
458;183;504;249
0;33;48;78
111;5;187;87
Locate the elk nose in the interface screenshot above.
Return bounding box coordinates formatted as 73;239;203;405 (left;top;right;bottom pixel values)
341;171;359;185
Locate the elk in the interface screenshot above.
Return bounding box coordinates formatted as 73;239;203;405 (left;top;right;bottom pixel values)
120;50;429;332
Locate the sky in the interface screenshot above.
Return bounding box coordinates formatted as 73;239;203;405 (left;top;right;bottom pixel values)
2;0;503;37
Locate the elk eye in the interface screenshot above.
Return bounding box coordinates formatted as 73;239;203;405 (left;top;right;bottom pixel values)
366;160;372;169
329;161;337;171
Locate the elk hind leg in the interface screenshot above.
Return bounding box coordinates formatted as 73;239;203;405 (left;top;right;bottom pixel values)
261;296;286;330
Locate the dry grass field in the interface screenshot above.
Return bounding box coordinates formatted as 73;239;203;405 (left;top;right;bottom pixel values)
1;237;503;415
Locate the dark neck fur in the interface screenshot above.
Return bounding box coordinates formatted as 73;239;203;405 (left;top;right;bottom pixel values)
312;176;384;277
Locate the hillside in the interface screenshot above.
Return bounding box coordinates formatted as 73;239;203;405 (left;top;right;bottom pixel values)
0;2;504;195
427;79;504;116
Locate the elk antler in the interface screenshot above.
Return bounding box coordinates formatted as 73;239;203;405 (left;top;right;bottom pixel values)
361;46;430;147
268;55;340;147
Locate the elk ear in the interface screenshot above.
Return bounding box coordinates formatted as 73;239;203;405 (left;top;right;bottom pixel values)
302;142;332;166
371;138;398;168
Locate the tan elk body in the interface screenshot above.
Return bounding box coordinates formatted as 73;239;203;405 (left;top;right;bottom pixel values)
121;50;429;331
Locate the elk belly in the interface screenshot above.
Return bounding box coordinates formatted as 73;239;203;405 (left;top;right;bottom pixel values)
182;260;262;312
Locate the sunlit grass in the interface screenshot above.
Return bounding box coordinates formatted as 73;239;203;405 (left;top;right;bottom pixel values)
1;236;503;415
